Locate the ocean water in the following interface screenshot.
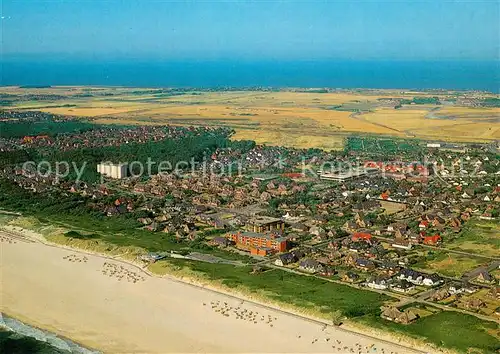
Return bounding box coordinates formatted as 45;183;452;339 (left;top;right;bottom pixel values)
1;59;499;92
0;313;100;354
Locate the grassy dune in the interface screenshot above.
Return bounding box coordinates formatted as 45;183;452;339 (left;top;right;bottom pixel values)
2;214;499;353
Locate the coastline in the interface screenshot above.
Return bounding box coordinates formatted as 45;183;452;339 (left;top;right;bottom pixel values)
0;312;100;354
0;224;442;354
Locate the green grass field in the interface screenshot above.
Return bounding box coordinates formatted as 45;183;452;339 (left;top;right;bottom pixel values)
361;311;499;353
152;258;500;353
445;219;500;258
153;258;392;319
413;250;486;278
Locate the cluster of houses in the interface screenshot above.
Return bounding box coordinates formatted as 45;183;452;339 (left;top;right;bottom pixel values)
225;217;287;256
1;123;229;152
381;306;419;324
1;113;499;321
0;109;65;121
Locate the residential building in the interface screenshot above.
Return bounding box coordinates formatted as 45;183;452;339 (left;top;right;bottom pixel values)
299;259;324;273
381;307;418;324
227;231;288;255
245;216;285;233
97;162;128;179
274;252;297;266
422;274;443;287
423;234;442;245
366;276;390;290
390;280;415;293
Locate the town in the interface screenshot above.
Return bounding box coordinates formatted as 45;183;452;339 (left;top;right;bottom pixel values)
0;108;499;345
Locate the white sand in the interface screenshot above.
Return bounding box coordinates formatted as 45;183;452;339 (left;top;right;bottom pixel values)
0;234;422;353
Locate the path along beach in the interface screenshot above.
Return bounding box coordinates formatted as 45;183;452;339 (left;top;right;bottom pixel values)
0;231;425;353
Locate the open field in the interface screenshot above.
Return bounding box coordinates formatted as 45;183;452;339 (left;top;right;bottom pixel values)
380;200;407;215
2;86;499;149
413;251;486;278
433;106;500;120
361;108;500;141
444;220;500;258
360;311;499;354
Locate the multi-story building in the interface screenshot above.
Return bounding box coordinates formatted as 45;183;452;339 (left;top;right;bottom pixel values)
244;216;285;233
227;231;288;256
97;162;128;179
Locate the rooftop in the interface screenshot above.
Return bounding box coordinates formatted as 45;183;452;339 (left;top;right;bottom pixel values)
247;216;283;226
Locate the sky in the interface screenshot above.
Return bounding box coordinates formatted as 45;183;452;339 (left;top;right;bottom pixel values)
1;0;499;61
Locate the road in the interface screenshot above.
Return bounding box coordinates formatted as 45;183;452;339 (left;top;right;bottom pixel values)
420;243;500;261
462;260;500;281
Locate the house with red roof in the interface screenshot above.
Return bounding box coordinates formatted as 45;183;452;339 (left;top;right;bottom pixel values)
352;232;372;242
419;220;429;229
423;234;441;245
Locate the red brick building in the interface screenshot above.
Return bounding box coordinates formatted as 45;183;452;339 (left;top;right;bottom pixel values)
227;231;288;255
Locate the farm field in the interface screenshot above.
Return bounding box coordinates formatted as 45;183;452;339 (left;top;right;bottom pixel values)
2;86;499;149
360;108;500;141
433;106;500;120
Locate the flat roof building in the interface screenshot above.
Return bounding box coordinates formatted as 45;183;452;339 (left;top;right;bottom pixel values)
245;216;285;233
97;162;128;179
319;167;379;182
227;231;288;255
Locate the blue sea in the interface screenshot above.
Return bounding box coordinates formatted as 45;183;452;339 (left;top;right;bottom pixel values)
1;59;499;92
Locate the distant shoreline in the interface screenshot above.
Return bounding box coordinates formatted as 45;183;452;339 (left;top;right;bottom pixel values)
0;312;99;354
0;84;497;94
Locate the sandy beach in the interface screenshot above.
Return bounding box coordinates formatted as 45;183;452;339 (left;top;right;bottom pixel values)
0;232;423;354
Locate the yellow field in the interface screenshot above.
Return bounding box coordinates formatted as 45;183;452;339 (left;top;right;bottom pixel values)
2;86;499;149
361;108;500;141
38;107;135;117
435;106;500;118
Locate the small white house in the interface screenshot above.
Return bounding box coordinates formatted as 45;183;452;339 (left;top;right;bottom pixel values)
423;274;443;287
366;278;389;290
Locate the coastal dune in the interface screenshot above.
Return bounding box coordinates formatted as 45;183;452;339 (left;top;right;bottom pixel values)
1;235;418;353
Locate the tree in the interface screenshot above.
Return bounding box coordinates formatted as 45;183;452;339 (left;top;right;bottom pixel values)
331;310;343;326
